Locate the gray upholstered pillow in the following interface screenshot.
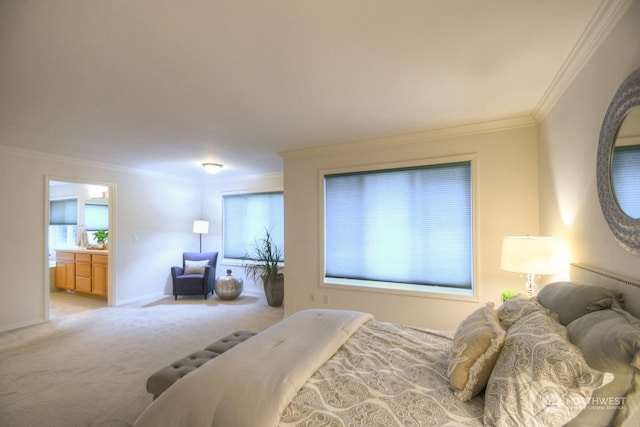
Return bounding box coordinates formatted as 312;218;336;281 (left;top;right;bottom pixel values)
537;281;624;326
184;259;209;274
566;308;640;427
496;294;558;330
448;302;506;401
484;310;613;427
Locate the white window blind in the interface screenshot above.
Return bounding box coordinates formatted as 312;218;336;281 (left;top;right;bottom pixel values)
85;203;109;231
50;199;78;225
223;192;284;260
324;162;473;289
612;145;640;219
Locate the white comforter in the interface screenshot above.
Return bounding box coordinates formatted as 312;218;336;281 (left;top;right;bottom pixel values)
134;309;373;427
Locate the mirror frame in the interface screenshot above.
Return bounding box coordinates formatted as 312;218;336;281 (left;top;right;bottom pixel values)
597;67;640;255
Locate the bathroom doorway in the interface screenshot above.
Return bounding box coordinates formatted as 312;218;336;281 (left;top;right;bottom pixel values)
45;177;115;320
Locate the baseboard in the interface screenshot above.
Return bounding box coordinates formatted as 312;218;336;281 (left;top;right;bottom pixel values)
0;318;46;333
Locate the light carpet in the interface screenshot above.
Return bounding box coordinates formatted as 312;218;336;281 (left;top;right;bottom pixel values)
0;289;284;427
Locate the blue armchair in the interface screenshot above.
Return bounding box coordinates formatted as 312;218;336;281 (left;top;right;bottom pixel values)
171;252;218;300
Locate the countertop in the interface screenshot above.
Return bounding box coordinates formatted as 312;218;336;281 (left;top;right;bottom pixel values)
55;247;109;255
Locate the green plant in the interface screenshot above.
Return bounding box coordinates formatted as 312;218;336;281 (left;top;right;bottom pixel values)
243;227;284;282
500;289;518;302
94;230;109;245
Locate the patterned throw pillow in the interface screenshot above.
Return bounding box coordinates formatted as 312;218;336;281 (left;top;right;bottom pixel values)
484;310;613;427
448;303;506;401
496;294;558;330
184;259;209;274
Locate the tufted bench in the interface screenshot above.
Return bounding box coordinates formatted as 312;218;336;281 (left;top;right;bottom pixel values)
146;330;256;399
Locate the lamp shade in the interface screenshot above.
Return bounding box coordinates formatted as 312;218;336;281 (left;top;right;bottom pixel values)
500;236;559;275
192;220;209;234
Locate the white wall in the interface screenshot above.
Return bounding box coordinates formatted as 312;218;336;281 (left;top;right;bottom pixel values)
0;147;202;331
282;122;540;330
539;1;640;282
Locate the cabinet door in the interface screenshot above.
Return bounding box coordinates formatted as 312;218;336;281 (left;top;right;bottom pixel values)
55;263;67;290
92;255;108;297
65;262;76;290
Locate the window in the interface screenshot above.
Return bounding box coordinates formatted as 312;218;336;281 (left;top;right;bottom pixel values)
85;203;109;231
612;145;640;219
323;159;473;295
50;199;78;225
49;199;78;250
223;192;284;260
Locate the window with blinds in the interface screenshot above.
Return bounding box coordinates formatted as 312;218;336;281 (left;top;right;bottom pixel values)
612;145;640;219
323;160;474;294
50;199;78;225
85;203;109;231
223;192;284;260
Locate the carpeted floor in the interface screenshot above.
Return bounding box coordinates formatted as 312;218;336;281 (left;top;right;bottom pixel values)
0;288;284;427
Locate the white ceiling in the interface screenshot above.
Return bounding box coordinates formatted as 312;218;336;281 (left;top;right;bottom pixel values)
0;0;616;180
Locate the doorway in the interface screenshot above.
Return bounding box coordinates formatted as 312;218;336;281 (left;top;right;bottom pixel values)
45;177;115;320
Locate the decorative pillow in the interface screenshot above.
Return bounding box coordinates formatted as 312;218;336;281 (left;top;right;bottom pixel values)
184;259;209;274
448;302;506;401
566;308;640;427
484;310;613;427
496;294;558;330
537;281;624;326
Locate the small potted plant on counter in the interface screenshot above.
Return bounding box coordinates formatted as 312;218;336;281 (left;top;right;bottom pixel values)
94;230;109;249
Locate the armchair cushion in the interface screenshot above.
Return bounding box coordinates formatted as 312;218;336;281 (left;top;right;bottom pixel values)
184;259;210;275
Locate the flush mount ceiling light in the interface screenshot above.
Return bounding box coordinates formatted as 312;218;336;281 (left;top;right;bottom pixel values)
202;163;223;174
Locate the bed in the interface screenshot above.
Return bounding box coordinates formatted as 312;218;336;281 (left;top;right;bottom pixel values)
134;263;640;427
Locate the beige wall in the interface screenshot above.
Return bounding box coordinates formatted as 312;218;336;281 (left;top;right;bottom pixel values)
282;122;540;330
539;1;640;283
0;147;202;331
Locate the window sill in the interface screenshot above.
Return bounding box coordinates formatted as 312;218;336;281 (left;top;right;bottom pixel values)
322;277;477;303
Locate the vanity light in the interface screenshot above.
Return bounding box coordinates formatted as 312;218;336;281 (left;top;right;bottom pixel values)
202;163;223;174
500;236;560;295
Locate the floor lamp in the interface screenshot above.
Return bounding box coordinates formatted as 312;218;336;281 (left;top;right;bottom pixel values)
193;220;209;253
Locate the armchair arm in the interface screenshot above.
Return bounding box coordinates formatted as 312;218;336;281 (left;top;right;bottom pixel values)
171;266;184;280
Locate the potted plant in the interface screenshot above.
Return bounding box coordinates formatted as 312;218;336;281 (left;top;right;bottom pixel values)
94;230;109;248
243;227;284;307
500;289;518;302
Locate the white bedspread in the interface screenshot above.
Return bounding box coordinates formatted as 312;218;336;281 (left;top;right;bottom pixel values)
134;309;373;427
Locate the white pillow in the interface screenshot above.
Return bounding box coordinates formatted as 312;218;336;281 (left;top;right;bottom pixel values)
184;259;209;274
484;310;613;426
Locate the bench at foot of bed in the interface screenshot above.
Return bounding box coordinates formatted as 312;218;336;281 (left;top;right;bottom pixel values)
146;330;256;399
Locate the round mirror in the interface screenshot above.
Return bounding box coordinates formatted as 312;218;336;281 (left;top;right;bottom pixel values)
612;107;640;219
597;68;640;254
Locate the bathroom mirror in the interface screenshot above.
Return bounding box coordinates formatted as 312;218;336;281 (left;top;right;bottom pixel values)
597;68;640;254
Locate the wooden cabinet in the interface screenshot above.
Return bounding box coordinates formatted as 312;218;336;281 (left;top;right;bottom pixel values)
55;250;108;298
91;254;108;297
55;252;75;290
75;253;92;294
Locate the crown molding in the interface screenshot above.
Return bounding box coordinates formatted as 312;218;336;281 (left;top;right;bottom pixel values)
0;144;197;183
280;115;536;160
533;0;634;121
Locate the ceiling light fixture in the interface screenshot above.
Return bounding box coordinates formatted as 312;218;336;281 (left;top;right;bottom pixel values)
202;163;223;174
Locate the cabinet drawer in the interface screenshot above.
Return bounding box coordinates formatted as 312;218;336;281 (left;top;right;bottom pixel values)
56;252;75;262
75;253;92;262
76;262;92;277
92;254;108;264
75;277;92;294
